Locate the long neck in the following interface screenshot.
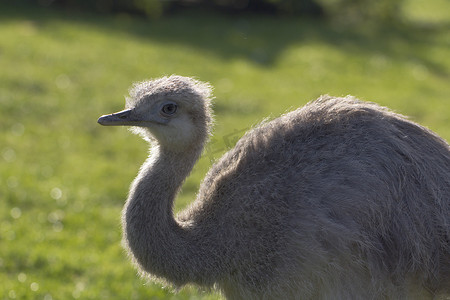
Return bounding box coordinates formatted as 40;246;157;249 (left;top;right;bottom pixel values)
122;143;223;287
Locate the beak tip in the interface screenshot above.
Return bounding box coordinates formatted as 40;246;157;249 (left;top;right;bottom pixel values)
97;109;134;126
97;115;107;125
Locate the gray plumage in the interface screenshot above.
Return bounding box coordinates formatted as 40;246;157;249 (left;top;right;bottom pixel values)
98;75;450;299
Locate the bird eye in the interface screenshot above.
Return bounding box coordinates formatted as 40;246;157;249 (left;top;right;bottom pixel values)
161;103;177;116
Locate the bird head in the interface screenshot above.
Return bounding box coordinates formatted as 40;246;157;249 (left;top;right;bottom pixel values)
98;75;214;151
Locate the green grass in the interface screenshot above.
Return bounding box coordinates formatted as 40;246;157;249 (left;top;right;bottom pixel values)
0;1;449;299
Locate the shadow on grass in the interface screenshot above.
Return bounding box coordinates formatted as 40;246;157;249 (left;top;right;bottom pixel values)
1;2;449;78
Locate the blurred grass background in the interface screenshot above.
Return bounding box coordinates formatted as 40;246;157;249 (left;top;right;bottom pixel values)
0;0;449;299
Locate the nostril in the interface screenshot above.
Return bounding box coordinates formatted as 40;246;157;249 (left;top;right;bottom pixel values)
114;112;128;119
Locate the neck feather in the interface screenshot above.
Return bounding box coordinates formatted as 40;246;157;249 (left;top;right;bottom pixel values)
122;143;223;287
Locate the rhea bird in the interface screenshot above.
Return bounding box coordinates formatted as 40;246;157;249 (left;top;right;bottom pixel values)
98;75;450;299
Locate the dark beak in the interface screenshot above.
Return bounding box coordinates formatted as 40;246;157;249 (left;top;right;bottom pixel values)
97;109;136;126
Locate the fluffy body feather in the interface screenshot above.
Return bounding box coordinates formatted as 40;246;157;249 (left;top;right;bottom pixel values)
98;76;450;299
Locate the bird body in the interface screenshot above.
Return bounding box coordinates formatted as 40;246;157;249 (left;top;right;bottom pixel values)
98;76;450;299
